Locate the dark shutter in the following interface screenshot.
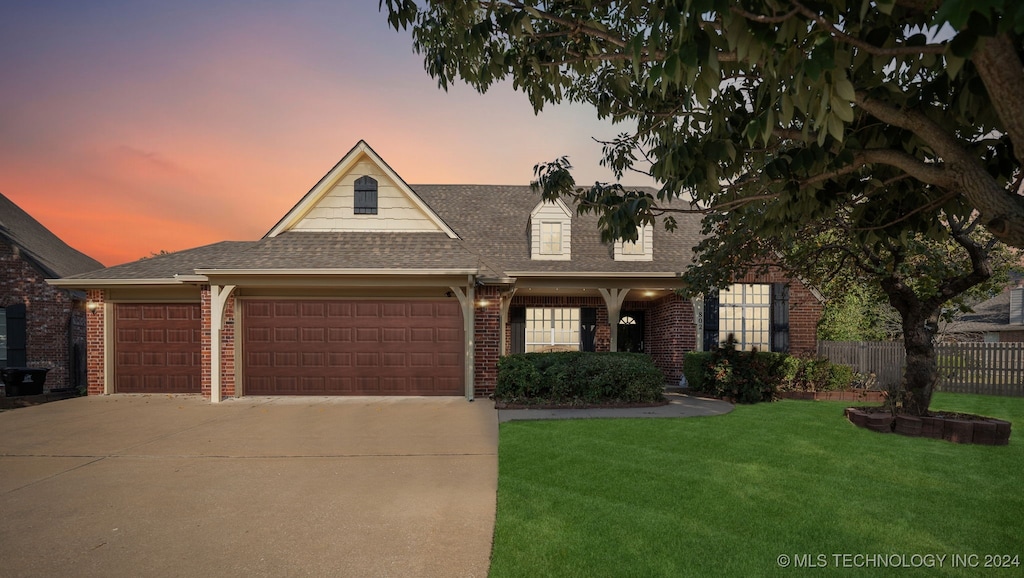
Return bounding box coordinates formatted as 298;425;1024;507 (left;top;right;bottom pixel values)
770;283;790;353
580;307;597;352
509;306;526;354
354;176;378;215
6;303;27;367
702;291;720;351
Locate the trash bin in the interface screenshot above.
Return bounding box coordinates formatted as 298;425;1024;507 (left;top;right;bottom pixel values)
0;367;50;397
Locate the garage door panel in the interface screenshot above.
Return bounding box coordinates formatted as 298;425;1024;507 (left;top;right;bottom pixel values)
115;303;201;394
243;299;462;396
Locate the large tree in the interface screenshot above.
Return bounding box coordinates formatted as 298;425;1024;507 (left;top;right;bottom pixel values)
383;0;1024;414
384;0;1024;247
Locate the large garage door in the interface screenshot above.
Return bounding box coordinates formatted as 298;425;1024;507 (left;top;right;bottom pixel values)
114;303;202;393
243;300;463;395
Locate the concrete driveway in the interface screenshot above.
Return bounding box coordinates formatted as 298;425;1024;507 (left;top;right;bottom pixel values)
0;395;498;577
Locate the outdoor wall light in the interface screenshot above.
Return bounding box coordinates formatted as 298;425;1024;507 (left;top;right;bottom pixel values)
87;301;99;314
476;299;490;308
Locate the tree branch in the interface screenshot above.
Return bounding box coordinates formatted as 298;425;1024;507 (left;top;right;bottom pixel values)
972;33;1024;168
790;0;946;56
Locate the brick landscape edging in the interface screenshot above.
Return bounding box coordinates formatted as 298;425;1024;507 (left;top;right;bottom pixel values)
845;407;1012;445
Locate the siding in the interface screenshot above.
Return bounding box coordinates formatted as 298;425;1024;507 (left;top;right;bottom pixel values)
529;201;572;261
293;158;443;233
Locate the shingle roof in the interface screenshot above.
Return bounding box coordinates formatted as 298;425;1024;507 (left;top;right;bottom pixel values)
61;241;255;280
57;184;705;282
412;184;703;274
956;286;1023;333
0;192;104;277
208;232;497;275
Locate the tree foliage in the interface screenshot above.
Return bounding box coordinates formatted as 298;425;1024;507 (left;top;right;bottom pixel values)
384;0;1024;249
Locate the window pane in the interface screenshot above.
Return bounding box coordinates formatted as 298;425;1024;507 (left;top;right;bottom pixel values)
525;307;580;351
540;222;562;254
719;283;770;351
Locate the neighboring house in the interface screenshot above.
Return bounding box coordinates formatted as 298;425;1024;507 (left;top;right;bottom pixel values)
952;278;1024;343
50;141;822;401
1;193;104;392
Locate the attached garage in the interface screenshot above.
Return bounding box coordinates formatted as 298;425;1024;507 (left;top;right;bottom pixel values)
114;303;202;393
242;299;463;395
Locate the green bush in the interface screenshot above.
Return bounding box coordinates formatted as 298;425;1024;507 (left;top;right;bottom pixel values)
682;352;712;392
776;355;857;392
494;352;665;405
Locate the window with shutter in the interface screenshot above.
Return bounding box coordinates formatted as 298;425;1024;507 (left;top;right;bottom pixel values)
354;176;378;215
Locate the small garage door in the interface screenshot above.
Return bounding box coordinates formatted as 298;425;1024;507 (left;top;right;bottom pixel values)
114;304;202;393
243;300;463;395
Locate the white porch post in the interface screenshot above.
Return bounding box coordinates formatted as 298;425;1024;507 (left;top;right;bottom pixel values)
598;288;630;352
209;284;236;404
450;281;476;401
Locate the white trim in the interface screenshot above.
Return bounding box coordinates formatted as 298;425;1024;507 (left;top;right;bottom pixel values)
265;141;459;239
194;268;478;276
507;271;682;278
47;278;191;287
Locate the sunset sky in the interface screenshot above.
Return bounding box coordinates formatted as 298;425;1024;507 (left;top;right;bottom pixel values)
1;1;645;268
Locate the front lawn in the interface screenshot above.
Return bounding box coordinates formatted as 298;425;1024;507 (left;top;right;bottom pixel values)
491;393;1024;577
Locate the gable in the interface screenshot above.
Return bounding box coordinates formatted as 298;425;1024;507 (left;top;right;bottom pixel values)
266;141;457;238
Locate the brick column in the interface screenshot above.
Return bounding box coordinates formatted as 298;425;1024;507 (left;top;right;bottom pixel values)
200;286;212;398
473;285;502;398
85;289;106;395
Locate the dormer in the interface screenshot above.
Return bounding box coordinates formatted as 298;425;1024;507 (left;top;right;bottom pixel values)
613;224;653;261
530;199;572;261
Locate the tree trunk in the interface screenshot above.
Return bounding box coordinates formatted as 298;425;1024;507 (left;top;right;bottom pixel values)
900;309;940;416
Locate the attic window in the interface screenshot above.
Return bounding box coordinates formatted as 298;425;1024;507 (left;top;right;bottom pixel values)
354;176;378;215
539;222;563;255
614;224;653;261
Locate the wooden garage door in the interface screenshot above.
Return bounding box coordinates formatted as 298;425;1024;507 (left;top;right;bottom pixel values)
243;300;463;395
114;303;202;393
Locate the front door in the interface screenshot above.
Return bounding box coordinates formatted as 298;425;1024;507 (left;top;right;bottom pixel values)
618;311;645;353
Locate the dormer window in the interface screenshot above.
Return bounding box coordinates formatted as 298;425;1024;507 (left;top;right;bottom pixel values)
530;199;572;261
539;222;562;255
614;224;653;261
354;176;378;215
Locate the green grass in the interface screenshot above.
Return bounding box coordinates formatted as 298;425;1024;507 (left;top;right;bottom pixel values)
490;393;1024;577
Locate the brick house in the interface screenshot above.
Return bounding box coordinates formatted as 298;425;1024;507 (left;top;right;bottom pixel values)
952;277;1024;342
1;193;104;392
51;141;821;402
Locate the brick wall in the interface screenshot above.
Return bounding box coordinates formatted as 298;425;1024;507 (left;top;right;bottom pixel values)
85;289;105;395
0;239;87;393
646;294;694;384
733;267;823;354
200;286;236;400
473;286;501;397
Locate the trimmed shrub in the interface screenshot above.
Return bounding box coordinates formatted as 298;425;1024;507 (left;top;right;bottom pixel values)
682;352;712;392
683;344;859;402
494;351;665;405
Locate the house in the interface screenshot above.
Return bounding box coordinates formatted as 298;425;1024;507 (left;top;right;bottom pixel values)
1;193;104;392
953;277;1024;342
49;141;822;402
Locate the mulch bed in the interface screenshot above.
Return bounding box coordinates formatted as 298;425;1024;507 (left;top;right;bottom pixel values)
845;406;1012;445
494;397;670;410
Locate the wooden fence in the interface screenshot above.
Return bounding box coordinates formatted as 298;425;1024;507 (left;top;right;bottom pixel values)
818;341;1024;397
